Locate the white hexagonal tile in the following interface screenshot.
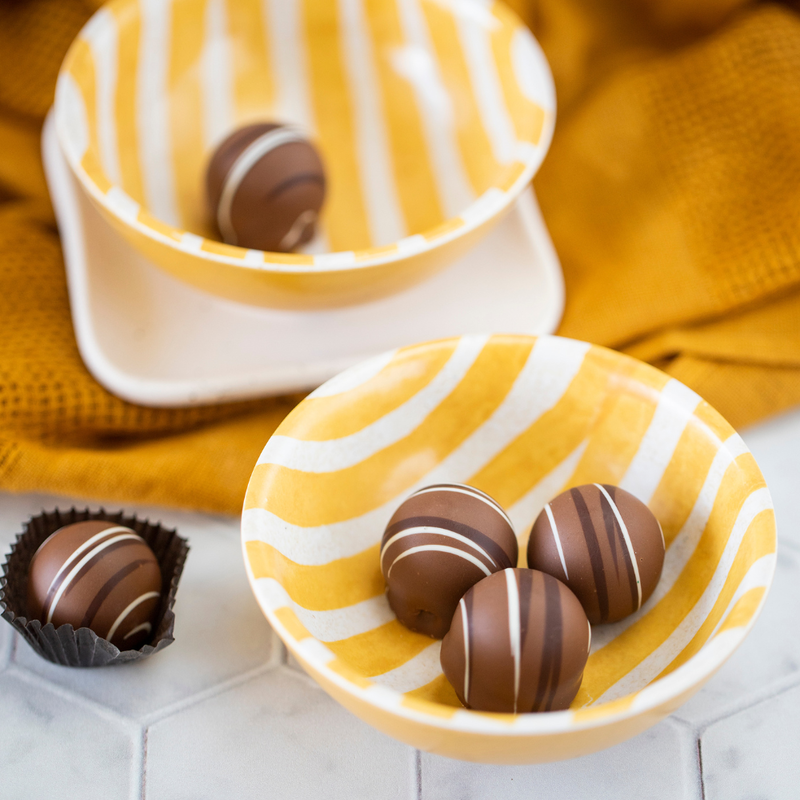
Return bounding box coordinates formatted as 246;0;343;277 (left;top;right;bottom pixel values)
742;409;800;553
0;620;13;672
674;546;800;726
701;683;800;800
145;666;415;799
13;515;279;721
0;669;139;800
420;718;698;799
287;649;310;674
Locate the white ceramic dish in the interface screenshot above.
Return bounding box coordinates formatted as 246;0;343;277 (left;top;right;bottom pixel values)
43;112;564;408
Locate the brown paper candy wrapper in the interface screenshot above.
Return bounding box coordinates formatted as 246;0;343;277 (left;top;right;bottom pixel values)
0;507;189;667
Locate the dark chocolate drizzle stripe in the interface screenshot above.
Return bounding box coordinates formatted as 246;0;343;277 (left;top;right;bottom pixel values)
599;488;621;579
79;558;152;631
464;589;475;708
266;172;325;202
605;485;639;611
383;515;513;570
570;487;609;623
532;572;550;711
56;539;143;612
413;484;513;524
543;575;563;712
517;569;533;655
41;531;133;618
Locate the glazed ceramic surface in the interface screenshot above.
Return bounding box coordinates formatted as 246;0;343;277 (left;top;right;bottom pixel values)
54;0;555;308
242;335;777;763
43;113;564;406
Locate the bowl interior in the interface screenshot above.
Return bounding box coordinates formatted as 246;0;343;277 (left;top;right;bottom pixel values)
242;335;775;727
57;0;553;256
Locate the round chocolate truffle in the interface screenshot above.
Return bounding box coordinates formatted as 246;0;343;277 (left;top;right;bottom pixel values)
206;122;326;252
381;483;518;639
441;568;590;713
527;484;665;625
27;520;163;650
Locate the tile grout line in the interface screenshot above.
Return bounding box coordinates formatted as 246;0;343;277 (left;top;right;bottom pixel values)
415;750;422;800
128;724;145;800
139;727;149;800
7;664;143;732
697;738;706;800
142;658;279;727
682;671;800;734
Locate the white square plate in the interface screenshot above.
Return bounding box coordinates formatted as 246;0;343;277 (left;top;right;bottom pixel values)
42;112;564;407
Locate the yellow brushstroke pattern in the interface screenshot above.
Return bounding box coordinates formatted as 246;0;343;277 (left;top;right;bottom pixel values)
302;0;371;251
277;339;458;441
363;0;445;234
227;0;275;122
243;339;532;523
421;0;500;195
489;2;545;145
325;620;432;677
240;336;774;725
168;0;208;233
67;0;549;260
111;1;146;205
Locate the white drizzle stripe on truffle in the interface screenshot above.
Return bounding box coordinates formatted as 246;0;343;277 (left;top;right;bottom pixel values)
386;545;493;580
587;617;592;653
106;591;161;643
657;519;666;551
39;525;135;603
217;127;306;244
505;569;521;713
595;484;643;610
279;208;318;251
379;526;498;572
411;485;514;530
123;621;153;641
459;597;470;705
45;534;143;624
543;503;569;581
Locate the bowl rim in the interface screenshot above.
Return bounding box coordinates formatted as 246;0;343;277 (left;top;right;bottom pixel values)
240;334;777;738
54;0;556;276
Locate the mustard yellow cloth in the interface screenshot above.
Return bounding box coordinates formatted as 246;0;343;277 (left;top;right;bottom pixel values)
0;0;798;514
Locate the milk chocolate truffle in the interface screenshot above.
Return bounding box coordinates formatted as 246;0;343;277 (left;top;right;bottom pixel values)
527;484;665;625
206;122;326;252
27;520;162;650
441;568;590;713
381;484;518;639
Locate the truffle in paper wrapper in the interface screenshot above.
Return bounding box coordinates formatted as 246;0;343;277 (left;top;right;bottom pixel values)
0;508;188;666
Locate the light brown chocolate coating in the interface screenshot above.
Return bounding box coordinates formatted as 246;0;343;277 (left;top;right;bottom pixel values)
441;568;590;713
527;484;665;625
27;520;163;650
206;122;326;252
381;484;518;639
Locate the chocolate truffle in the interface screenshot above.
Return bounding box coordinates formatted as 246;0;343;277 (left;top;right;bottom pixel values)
527;484;665;625
441;568;590;713
206;122;326;252
381;483;518;639
27;520;162;650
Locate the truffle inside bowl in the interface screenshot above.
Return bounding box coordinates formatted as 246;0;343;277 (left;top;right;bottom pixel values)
241;334;776;763
55;0;555;309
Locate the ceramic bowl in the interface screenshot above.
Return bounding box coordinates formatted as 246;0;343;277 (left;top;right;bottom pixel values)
54;0;554;309
241;334;776;763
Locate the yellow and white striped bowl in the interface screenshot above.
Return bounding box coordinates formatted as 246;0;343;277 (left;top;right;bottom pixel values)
54;0;554;309
242;334;776;763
